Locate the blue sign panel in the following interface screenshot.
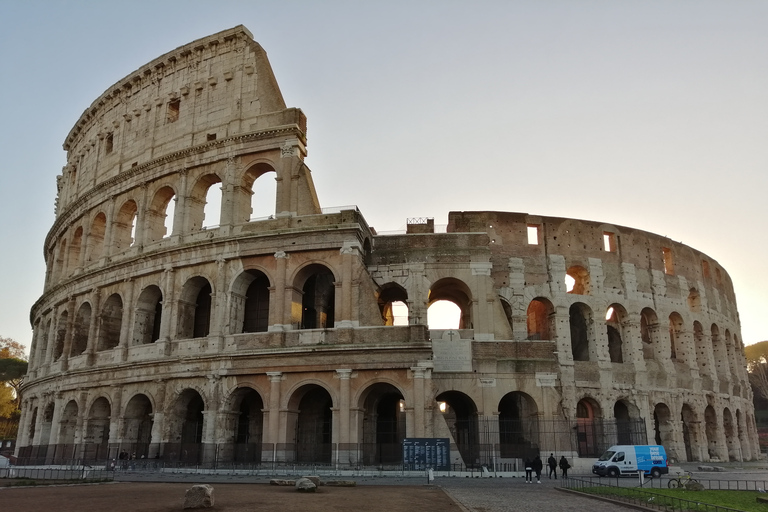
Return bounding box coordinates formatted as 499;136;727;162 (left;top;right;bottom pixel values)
402;438;450;471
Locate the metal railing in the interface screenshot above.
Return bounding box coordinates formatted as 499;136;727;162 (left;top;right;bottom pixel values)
565;476;756;512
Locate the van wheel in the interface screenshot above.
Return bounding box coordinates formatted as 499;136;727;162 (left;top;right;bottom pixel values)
608;467;619;478
651;468;661;478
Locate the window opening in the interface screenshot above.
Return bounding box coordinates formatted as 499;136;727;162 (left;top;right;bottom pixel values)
527;225;539;245
603;232;616;252
167;99;180;123
701;260;710;278
202;185;222;229
427;300;461;329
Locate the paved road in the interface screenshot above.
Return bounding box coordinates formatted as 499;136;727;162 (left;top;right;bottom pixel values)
439;477;635;512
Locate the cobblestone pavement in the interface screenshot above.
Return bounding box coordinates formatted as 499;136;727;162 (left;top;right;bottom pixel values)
438;477;635;512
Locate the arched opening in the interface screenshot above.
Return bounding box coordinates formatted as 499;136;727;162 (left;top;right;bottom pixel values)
167;389;204;464
133;285;163;345
606;305;627;363
177;277;212;339
640;308;659;360
569;303;593;362
146;186;176;242
57;400;79;463
360;383;406;465
190;174;222;230
245;163;277;221
83;397;111;462
566;265;590;295
230;388;263;463
428;278;472;329
428;300;461;329
293;264;335;330
71;303;91;356
576;398;602;457
704;405;719;460
436;391;479;467
527;298;554;340
614;400;640;445
378;283;409;326
498;392;539;459
113;200;138;251
123;394;153;460
98;294;123;351
54;310;68;361
289;385;333;464
234;270;271;333
653;403;674;457
87;212;107;263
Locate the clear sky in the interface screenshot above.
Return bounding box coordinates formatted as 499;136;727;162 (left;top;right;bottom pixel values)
1;0;766;352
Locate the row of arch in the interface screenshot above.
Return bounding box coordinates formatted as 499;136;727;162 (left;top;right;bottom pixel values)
20;381;756;465
49;161;278;286
524;297;747;388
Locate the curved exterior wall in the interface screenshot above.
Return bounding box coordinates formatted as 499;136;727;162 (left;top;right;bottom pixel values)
19;26;757;467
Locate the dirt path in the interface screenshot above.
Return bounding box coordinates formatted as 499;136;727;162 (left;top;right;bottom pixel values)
0;482;462;512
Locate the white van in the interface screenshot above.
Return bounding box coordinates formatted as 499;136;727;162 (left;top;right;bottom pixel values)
592;445;668;478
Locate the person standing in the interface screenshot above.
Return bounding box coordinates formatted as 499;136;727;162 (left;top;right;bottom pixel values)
532;455;543;483
524;458;533;483
559;455;570;479
547;453;557;479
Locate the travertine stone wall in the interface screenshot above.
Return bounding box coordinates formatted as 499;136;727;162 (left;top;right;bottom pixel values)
18;26;757;468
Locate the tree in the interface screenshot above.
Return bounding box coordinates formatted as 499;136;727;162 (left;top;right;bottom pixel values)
0;358;27;409
0;337;27;360
0;336;27;411
745;340;768;401
0;385;16;418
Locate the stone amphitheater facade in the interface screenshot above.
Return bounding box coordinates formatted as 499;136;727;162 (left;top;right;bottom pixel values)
17;26;758;468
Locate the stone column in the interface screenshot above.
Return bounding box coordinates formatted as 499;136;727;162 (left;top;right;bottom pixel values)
336;369;353;466
411;366;427;437
60;298;76;371
108;386;124;453
270;251;290;331
119;279;135;362
133;183;148;249
86;288;101;367
157;267;176;354
173;168;189;239
336;244;358;328
208;258;228;350
148;381;166;459
265;372;283;461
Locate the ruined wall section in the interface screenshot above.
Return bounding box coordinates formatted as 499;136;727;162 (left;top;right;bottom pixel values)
55;25;290;216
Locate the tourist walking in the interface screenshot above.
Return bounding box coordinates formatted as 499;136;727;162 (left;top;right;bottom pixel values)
559;455;570;478
547;453;557;479
532;455;543;483
524;458;533;483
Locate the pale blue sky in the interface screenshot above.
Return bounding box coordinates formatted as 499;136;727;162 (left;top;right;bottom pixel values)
1;0;766;350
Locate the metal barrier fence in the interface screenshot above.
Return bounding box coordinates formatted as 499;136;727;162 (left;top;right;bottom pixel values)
565;476;757;512
0;466;114;482
12;416;646;468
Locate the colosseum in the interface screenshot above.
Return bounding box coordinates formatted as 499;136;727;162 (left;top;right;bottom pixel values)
17;25;758;470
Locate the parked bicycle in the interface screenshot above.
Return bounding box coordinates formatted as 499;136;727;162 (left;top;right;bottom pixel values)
667;471;700;489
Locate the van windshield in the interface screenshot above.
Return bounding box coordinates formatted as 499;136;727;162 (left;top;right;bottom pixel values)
598;450;616;461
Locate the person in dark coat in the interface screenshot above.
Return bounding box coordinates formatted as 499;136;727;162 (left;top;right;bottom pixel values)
532;455;543;483
524;458;533;483
547;453;557;479
559;455;571;478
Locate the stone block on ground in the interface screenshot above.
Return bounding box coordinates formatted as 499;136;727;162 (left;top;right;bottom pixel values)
295;477;317;492
183;484;214;509
303;475;321;486
270;479;296;486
